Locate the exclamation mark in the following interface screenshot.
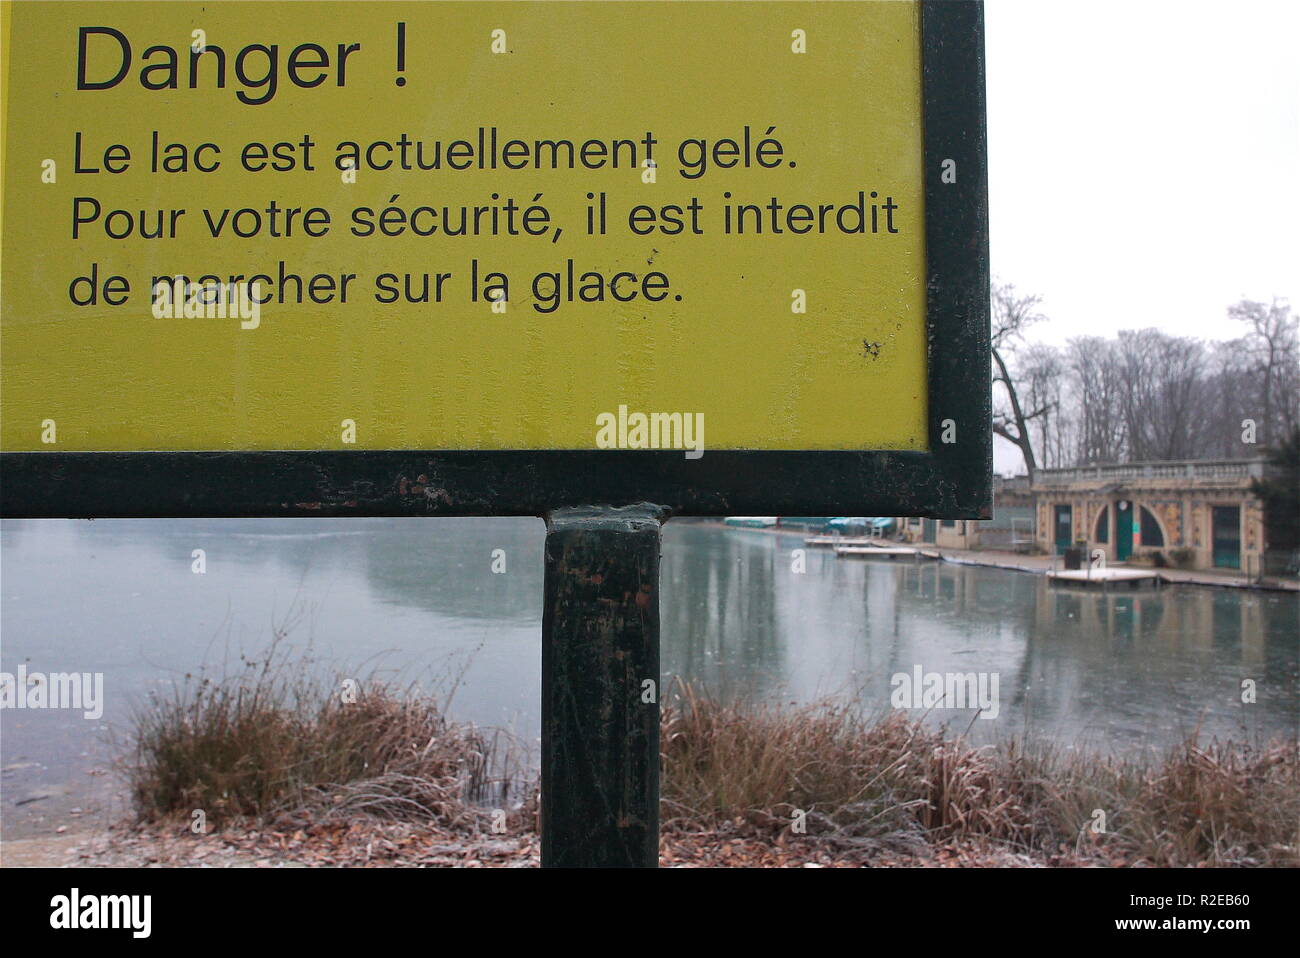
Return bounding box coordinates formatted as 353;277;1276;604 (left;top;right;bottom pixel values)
395;22;407;86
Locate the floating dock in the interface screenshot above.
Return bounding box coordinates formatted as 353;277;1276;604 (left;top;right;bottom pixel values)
835;545;939;561
805;534;874;548
1046;568;1162;590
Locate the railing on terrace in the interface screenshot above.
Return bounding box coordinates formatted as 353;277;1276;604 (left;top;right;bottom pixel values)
1034;459;1267;486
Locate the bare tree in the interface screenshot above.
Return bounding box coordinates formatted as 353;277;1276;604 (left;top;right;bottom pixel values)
991;282;1051;480
1203;339;1255;458
1118;330;1207;461
1230;297;1299;447
1067;336;1127;464
1019;343;1068;468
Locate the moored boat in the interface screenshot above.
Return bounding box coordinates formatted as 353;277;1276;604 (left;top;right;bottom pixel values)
723;516;778;529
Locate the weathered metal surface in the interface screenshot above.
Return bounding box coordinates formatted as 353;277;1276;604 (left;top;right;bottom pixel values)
921;0;992;518
541;504;664;867
0;447;988;518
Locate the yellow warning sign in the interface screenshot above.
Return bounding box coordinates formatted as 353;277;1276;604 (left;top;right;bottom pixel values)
2;1;928;453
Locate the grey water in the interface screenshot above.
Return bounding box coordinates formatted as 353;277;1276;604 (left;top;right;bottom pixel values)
2;517;1296;838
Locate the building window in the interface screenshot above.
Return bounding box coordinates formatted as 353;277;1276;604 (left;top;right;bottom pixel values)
1095;506;1109;543
1139;506;1164;547
941;519;955;528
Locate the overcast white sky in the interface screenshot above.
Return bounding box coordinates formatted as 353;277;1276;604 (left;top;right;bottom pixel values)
985;0;1297;346
984;0;1297;471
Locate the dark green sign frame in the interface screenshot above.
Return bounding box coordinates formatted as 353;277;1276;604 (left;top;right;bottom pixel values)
1;0;989;521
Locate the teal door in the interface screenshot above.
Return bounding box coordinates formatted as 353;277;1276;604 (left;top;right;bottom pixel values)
1212;506;1241;569
1116;501;1133;561
922;519;936;542
1054;505;1073;555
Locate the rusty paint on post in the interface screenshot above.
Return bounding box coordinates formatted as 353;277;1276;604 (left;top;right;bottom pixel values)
541;504;666;867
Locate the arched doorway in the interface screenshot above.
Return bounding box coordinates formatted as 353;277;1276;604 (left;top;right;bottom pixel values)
1094;505;1110;544
1138;505;1165;548
1114;501;1166;560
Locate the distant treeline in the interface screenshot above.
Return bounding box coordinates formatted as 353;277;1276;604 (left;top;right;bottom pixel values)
992;289;1299;475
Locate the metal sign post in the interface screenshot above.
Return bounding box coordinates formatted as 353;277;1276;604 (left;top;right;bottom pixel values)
542;505;665;867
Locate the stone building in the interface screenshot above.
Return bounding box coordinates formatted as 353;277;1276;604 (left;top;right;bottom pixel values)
899;476;1035;550
1030;459;1269;573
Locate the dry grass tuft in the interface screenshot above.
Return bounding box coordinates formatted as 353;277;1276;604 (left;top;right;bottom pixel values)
126;640;529;832
659;681;1299;866
127;661;1298;866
